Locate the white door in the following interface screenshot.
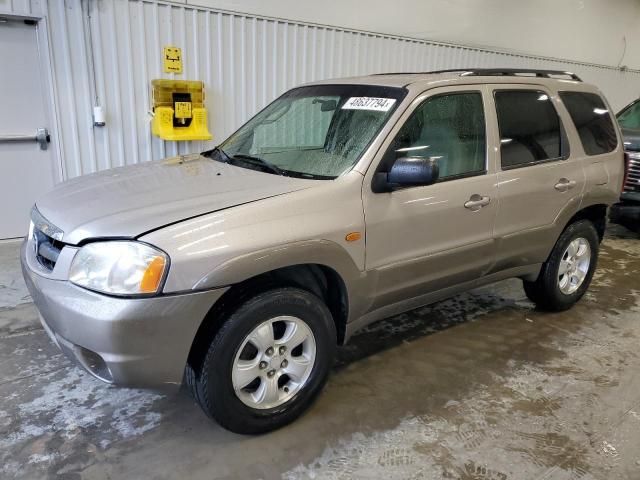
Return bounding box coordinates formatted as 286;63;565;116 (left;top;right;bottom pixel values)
0;19;55;239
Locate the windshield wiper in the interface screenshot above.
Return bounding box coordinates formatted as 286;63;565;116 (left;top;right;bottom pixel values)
202;146;232;164
231;154;287;176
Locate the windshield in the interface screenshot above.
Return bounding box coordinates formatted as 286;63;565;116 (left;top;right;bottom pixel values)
217;84;406;179
618;100;640;130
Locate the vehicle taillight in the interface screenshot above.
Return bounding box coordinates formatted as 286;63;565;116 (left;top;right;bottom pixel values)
622;151;630;193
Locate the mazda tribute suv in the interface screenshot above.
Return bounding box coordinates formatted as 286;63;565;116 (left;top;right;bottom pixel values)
22;69;624;433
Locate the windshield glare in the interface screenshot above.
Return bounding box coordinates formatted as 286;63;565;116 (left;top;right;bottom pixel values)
219;85;406;179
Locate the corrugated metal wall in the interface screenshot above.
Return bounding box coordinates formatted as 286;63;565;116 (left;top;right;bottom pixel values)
3;0;640;181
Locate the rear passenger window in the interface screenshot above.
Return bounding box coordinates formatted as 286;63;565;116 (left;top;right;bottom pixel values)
495;90;563;169
559;92;617;155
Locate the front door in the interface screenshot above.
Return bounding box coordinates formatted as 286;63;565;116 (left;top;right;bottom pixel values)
363;86;498;310
0;19;55;239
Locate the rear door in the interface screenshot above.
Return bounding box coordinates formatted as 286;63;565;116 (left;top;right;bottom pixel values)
489;85;586;272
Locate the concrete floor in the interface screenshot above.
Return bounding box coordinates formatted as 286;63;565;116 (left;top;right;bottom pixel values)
1;226;640;480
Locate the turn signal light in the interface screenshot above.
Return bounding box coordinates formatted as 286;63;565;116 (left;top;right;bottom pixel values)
345;232;362;242
140;256;167;293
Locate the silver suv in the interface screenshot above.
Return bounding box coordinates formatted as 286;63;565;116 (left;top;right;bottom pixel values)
22;69;624;433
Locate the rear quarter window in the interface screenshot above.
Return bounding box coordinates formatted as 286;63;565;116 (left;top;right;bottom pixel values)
559;92;617;156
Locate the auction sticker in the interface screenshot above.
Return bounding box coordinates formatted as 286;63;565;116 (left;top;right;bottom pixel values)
342;97;396;112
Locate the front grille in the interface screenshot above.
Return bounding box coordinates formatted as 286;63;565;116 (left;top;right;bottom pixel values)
624;151;640;193
33;228;63;271
30;207;65;272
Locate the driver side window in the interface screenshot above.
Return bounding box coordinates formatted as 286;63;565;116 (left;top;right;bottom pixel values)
391;92;486;180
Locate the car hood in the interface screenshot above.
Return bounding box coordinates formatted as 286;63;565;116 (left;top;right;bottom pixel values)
36;154;315;245
622;127;640;152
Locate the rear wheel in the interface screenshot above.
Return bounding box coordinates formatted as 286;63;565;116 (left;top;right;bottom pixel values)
523;220;599;311
187;287;336;434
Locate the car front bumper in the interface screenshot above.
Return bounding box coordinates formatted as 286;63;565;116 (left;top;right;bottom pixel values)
20;240;227;390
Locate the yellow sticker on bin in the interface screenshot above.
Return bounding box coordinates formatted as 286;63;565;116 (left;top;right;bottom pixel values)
174;102;192;119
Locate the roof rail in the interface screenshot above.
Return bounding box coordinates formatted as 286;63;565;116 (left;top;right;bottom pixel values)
429;68;582;81
373;68;582;82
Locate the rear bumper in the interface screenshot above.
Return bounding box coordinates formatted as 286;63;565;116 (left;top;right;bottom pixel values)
21;240;227;390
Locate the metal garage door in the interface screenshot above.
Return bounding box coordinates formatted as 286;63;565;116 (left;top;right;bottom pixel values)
0;18;54;239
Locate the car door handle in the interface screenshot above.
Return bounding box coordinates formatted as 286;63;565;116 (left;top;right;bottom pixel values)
464;194;491;211
554;178;577;192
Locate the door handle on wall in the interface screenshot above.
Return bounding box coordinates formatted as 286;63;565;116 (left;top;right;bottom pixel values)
554;178;576;192
464;194;491;211
0;127;50;150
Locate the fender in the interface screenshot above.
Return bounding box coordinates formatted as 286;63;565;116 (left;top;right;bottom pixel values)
193;239;374;323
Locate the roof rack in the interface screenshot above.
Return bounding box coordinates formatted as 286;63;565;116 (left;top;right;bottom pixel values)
430;68;582;81
374;68;582;82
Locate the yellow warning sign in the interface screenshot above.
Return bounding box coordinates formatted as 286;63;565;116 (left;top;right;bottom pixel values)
163;46;182;74
174;101;192;119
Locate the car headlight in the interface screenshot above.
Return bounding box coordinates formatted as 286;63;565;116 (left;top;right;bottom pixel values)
69;241;168;296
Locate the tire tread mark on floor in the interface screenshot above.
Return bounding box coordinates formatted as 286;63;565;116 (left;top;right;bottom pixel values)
532;394;640;479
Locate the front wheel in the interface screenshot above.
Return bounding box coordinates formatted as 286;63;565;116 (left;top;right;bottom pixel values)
523;220;599;311
186;287;336;434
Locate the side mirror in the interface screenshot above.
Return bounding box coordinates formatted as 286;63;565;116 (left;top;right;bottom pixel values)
373;157;439;193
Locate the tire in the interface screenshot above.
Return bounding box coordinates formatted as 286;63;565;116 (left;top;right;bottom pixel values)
187;287;336;434
523;220;599;312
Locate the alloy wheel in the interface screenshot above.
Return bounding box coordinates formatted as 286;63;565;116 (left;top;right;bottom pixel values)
231;316;316;409
558;237;591;295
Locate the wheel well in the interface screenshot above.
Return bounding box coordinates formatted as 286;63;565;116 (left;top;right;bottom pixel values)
187;264;349;371
567;204;607;241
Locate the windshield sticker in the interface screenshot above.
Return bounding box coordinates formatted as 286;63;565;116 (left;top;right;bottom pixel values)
341;97;396;112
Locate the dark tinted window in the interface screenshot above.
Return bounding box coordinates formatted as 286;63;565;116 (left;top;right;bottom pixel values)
391;92;486;180
617;99;640;129
495;90;562;168
560;92;617;155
